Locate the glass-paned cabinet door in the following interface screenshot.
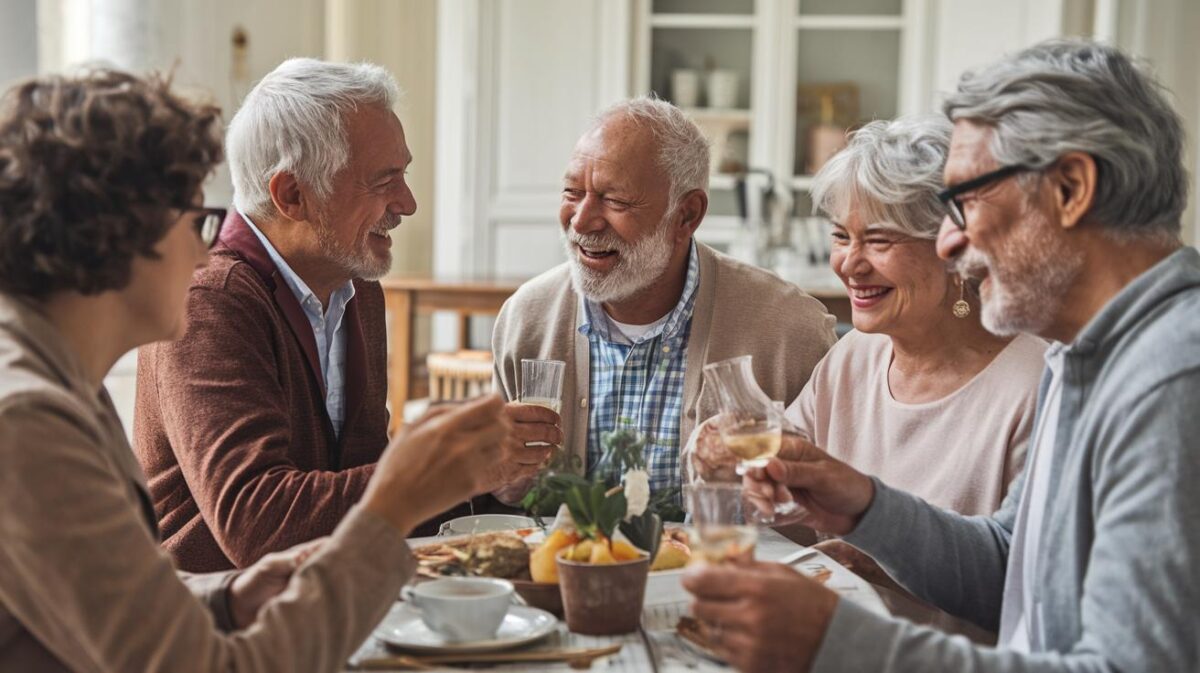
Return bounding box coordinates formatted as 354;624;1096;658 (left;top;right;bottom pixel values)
792;2;903;180
654;0;754;14
650;26;754;178
797;0;900;15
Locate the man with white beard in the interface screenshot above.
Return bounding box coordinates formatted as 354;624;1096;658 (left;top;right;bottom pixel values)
490;97;836;504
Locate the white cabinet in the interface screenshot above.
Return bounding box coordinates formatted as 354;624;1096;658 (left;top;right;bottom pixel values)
433;0;1104;289
434;0;630;283
631;0;929;287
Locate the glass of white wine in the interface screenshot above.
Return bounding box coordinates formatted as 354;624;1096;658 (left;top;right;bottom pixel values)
703;355;785;475
720;400;784;475
686;482;757;565
519;358;565;413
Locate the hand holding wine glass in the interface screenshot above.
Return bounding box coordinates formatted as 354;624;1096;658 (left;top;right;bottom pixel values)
741;434;876;536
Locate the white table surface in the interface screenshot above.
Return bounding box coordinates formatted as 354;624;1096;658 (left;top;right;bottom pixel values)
345;528;886;671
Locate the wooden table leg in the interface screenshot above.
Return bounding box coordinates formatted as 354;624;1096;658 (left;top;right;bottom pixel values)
385;289;414;435
457;312;471;351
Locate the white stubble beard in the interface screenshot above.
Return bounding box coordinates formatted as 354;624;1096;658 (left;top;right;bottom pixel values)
562;212;677;304
315;207;397;281
954;206;1083;338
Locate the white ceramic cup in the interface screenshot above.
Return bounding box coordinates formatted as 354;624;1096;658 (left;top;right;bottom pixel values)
707;69;739;109
671;69;701;108
401;578;514;642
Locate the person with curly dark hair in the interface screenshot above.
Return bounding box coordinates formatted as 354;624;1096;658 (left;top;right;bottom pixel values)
0;68;511;672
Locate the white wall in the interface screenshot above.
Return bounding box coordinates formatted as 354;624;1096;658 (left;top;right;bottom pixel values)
0;0;39;87
35;0;327;435
37;0;326;208
929;0;1199;245
326;0;438;278
1110;0;1200;245
435;0;630;282
929;0;1068;106
433;0;630;350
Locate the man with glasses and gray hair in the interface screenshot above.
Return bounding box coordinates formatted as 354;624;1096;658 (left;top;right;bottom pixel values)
685;39;1200;672
133;58;542;573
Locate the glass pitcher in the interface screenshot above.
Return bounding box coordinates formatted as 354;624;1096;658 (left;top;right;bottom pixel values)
702;356;783;473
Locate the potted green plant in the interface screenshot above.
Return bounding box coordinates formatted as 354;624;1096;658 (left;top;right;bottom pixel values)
520;427;664;635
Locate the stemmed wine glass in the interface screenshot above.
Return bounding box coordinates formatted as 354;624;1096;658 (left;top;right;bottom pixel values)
700;356;804;524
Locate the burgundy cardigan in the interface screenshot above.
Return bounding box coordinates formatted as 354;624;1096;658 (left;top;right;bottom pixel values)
134;211;463;572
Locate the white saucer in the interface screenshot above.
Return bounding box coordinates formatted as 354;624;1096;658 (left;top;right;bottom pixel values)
374;603;558;654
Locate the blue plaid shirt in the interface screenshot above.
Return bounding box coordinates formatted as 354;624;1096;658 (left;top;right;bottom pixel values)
580;242;699;496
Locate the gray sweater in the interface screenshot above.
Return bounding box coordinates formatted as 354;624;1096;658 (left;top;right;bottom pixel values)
815;247;1200;672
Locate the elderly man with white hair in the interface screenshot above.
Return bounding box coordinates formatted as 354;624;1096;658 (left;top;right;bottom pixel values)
491;97;836;504
134;58;542;572
686;39;1200;673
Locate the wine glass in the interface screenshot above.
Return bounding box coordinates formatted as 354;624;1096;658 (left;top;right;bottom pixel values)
737;412;823;526
719;400;784;475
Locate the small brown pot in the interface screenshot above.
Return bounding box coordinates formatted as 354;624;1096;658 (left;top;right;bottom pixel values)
555;553;650;635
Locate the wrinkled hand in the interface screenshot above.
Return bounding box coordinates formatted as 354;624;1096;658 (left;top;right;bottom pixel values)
483;402;562;494
228;537;325;629
741;435;875;536
689;417;739;483
683;561;839;673
364;394;511;535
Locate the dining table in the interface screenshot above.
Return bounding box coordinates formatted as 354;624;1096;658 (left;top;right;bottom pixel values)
344;528;887;672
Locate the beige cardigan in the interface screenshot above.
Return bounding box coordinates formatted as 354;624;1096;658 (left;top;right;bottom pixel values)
492;241;837;474
0;294;414;673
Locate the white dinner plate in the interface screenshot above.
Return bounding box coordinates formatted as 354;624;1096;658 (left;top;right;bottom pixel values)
373;603;558;654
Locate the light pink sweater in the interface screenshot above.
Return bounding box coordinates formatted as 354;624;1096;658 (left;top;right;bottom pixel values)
787;331;1047;516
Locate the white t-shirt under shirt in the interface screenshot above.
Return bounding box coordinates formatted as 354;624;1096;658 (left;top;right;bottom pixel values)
786;330;1048;517
999;342;1066;652
606;312;670;346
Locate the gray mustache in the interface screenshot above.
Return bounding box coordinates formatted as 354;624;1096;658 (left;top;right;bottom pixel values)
566;233;629;254
950;250;989;280
377;213;403;230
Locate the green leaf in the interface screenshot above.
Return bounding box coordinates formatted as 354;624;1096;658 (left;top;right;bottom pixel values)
565;487;596;538
597;427;648;483
649;486;686;522
597;491;627;541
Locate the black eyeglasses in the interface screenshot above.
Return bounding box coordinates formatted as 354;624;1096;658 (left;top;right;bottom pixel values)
937;164;1034;230
179;206;227;248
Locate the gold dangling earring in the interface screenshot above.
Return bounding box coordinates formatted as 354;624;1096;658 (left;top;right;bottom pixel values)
953;275;971;319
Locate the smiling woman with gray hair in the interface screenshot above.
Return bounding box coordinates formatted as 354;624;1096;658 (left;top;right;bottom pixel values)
786;115;1046;519
777;115;1048;637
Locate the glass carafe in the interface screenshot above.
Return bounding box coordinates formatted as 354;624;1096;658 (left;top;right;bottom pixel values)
701;356;801;523
702;356;782;473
